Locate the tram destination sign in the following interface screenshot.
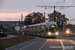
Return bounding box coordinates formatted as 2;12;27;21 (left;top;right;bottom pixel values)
51;25;55;28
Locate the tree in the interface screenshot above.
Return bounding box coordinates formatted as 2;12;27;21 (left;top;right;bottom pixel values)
48;11;69;29
24;12;45;25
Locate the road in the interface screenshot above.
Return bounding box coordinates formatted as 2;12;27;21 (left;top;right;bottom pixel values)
5;35;75;50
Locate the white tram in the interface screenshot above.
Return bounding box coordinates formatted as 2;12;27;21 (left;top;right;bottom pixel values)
23;22;58;38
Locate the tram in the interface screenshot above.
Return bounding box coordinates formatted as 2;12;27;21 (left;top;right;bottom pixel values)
24;22;59;38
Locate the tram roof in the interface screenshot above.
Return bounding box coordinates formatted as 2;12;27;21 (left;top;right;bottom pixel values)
25;22;57;27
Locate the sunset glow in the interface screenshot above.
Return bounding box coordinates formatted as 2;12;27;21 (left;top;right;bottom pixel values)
0;12;29;21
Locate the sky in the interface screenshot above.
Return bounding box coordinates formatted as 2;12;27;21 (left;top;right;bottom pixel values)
0;0;75;24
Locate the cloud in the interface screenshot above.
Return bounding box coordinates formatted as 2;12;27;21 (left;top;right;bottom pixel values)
0;12;29;21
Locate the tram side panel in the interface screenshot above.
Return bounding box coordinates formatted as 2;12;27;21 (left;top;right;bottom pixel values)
36;26;41;36
40;25;46;37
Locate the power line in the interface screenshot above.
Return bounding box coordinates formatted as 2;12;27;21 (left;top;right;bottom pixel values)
54;0;65;6
37;5;75;22
62;0;70;5
41;0;45;6
70;18;75;21
46;0;64;6
46;0;71;6
38;9;46;12
6;18;19;20
71;1;75;6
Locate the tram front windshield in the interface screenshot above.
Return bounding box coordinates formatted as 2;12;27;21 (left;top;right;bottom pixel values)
49;28;57;33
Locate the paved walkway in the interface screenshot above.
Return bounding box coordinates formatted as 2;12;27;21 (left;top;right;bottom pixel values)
0;35;19;39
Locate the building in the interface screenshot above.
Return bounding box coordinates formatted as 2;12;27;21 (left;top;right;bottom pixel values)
0;21;24;32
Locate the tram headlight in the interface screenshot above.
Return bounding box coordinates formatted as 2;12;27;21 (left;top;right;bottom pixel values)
66;31;69;34
48;32;51;35
55;32;58;35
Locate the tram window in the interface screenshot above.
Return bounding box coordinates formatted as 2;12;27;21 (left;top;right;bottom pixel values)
26;28;29;32
29;28;33;32
30;28;32;32
29;28;31;32
49;28;57;32
41;26;44;28
46;27;48;33
33;27;36;32
36;26;40;32
41;26;45;33
21;28;25;32
54;29;56;31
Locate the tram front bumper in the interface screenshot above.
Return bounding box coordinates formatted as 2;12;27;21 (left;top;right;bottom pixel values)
46;32;59;37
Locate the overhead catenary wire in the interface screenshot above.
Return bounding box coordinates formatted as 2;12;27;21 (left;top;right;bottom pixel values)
37;0;75;23
40;0;66;12
71;3;75;6
54;0;66;6
60;0;75;10
6;18;19;20
41;0;45;6
38;9;46;12
71;0;75;6
55;0;72;10
39;0;63;13
40;0;68;10
46;0;64;6
40;0;46;20
57;0;71;6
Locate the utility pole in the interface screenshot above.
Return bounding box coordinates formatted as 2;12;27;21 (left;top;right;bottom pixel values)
62;16;64;32
54;5;55;22
21;14;23;22
44;12;45;22
37;5;75;22
19;19;21;35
